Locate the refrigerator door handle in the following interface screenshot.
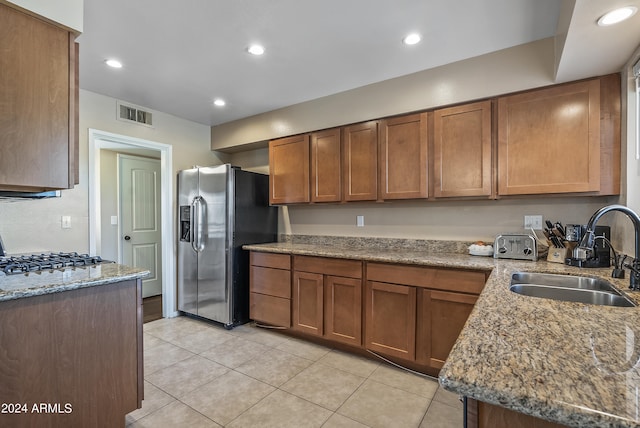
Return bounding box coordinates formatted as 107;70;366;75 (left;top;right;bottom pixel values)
191;196;205;252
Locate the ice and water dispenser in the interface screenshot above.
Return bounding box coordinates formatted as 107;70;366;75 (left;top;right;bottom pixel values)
179;205;191;242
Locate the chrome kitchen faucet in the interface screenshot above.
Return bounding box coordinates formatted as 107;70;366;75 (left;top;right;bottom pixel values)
574;204;640;290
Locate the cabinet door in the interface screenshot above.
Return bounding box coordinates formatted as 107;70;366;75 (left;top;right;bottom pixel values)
269;135;310;204
497;80;600;195
365;281;416;361
379;113;428;200
342;121;378;201
0;4;74;191
467;399;567;428
416;289;477;369
324;276;362;346
311;128;341;202
292;271;324;336
433;101;493;198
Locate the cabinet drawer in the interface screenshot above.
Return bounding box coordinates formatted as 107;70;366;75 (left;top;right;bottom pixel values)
250;252;291;270
250;266;291;298
366;263;487;295
250;292;291;327
294;256;362;278
431;270;487;295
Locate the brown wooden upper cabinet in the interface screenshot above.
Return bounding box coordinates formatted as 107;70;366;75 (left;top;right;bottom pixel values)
269;134;310;204
311;128;342;202
342;121;378;201
497;79;601;195
268;74;619;204
379;113;428;200
433;101;493;198
0;3;79;191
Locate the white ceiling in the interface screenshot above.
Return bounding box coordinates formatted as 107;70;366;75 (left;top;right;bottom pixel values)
77;0;640;127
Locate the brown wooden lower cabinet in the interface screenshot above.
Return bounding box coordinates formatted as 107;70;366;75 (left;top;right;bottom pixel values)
249;252;292;327
466;398;567;428
0;279;143;428
249;252;488;374
365;262;487;371
324;275;362;346
250;292;291;327
292;256;363;347
416;289;478;369
365;281;417;360
292;271;324;335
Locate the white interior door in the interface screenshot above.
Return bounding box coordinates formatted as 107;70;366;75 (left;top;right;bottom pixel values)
120;154;162;298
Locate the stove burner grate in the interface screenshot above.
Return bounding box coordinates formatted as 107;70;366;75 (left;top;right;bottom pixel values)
0;252;109;276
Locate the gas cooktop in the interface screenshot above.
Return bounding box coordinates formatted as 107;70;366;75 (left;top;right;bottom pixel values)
0;252;111;276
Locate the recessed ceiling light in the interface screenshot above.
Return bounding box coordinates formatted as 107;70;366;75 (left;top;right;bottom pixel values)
105;59;123;68
403;33;421;45
247;44;265;55
597;6;637;26
213;98;226;107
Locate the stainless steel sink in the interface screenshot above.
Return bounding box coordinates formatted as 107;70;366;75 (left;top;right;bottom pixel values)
509;272;636;307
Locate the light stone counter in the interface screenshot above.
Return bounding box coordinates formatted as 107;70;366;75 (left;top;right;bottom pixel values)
244;237;640;428
0;263;150;302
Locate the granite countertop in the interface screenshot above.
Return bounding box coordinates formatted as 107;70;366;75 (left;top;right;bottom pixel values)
0;262;150;302
244;238;640;428
244;240;499;270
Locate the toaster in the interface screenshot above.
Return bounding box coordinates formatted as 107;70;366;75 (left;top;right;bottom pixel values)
493;233;538;261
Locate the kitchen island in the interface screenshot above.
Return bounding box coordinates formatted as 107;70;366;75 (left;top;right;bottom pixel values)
0;263;149;427
245;236;640;428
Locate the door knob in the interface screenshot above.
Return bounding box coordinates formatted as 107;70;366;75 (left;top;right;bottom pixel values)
124;235;131;241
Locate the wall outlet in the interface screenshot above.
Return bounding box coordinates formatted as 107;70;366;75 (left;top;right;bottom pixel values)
356;215;364;227
524;215;543;230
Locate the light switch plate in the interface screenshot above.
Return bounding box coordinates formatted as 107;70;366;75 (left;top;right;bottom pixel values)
61;216;71;229
356;215;364;227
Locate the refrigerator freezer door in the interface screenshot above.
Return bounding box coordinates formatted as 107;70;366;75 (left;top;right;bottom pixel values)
197;165;232;324
177;168;199;315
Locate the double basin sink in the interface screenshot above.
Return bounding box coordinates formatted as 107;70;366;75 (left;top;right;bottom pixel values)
510;272;636;308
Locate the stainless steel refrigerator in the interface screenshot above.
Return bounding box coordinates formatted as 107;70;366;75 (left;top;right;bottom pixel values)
177;164;277;328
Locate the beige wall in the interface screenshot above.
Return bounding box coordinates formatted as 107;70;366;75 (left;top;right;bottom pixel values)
212;38;557;150
0;89;221;255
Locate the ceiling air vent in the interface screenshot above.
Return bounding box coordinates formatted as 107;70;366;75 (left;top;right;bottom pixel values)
117;101;153;127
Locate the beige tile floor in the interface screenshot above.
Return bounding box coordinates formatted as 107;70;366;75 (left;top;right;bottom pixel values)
127;316;463;428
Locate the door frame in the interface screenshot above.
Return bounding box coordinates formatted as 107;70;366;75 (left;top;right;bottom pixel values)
88;128;177;318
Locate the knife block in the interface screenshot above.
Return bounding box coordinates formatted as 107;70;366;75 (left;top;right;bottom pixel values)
547;247;568;263
546;241;570;264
